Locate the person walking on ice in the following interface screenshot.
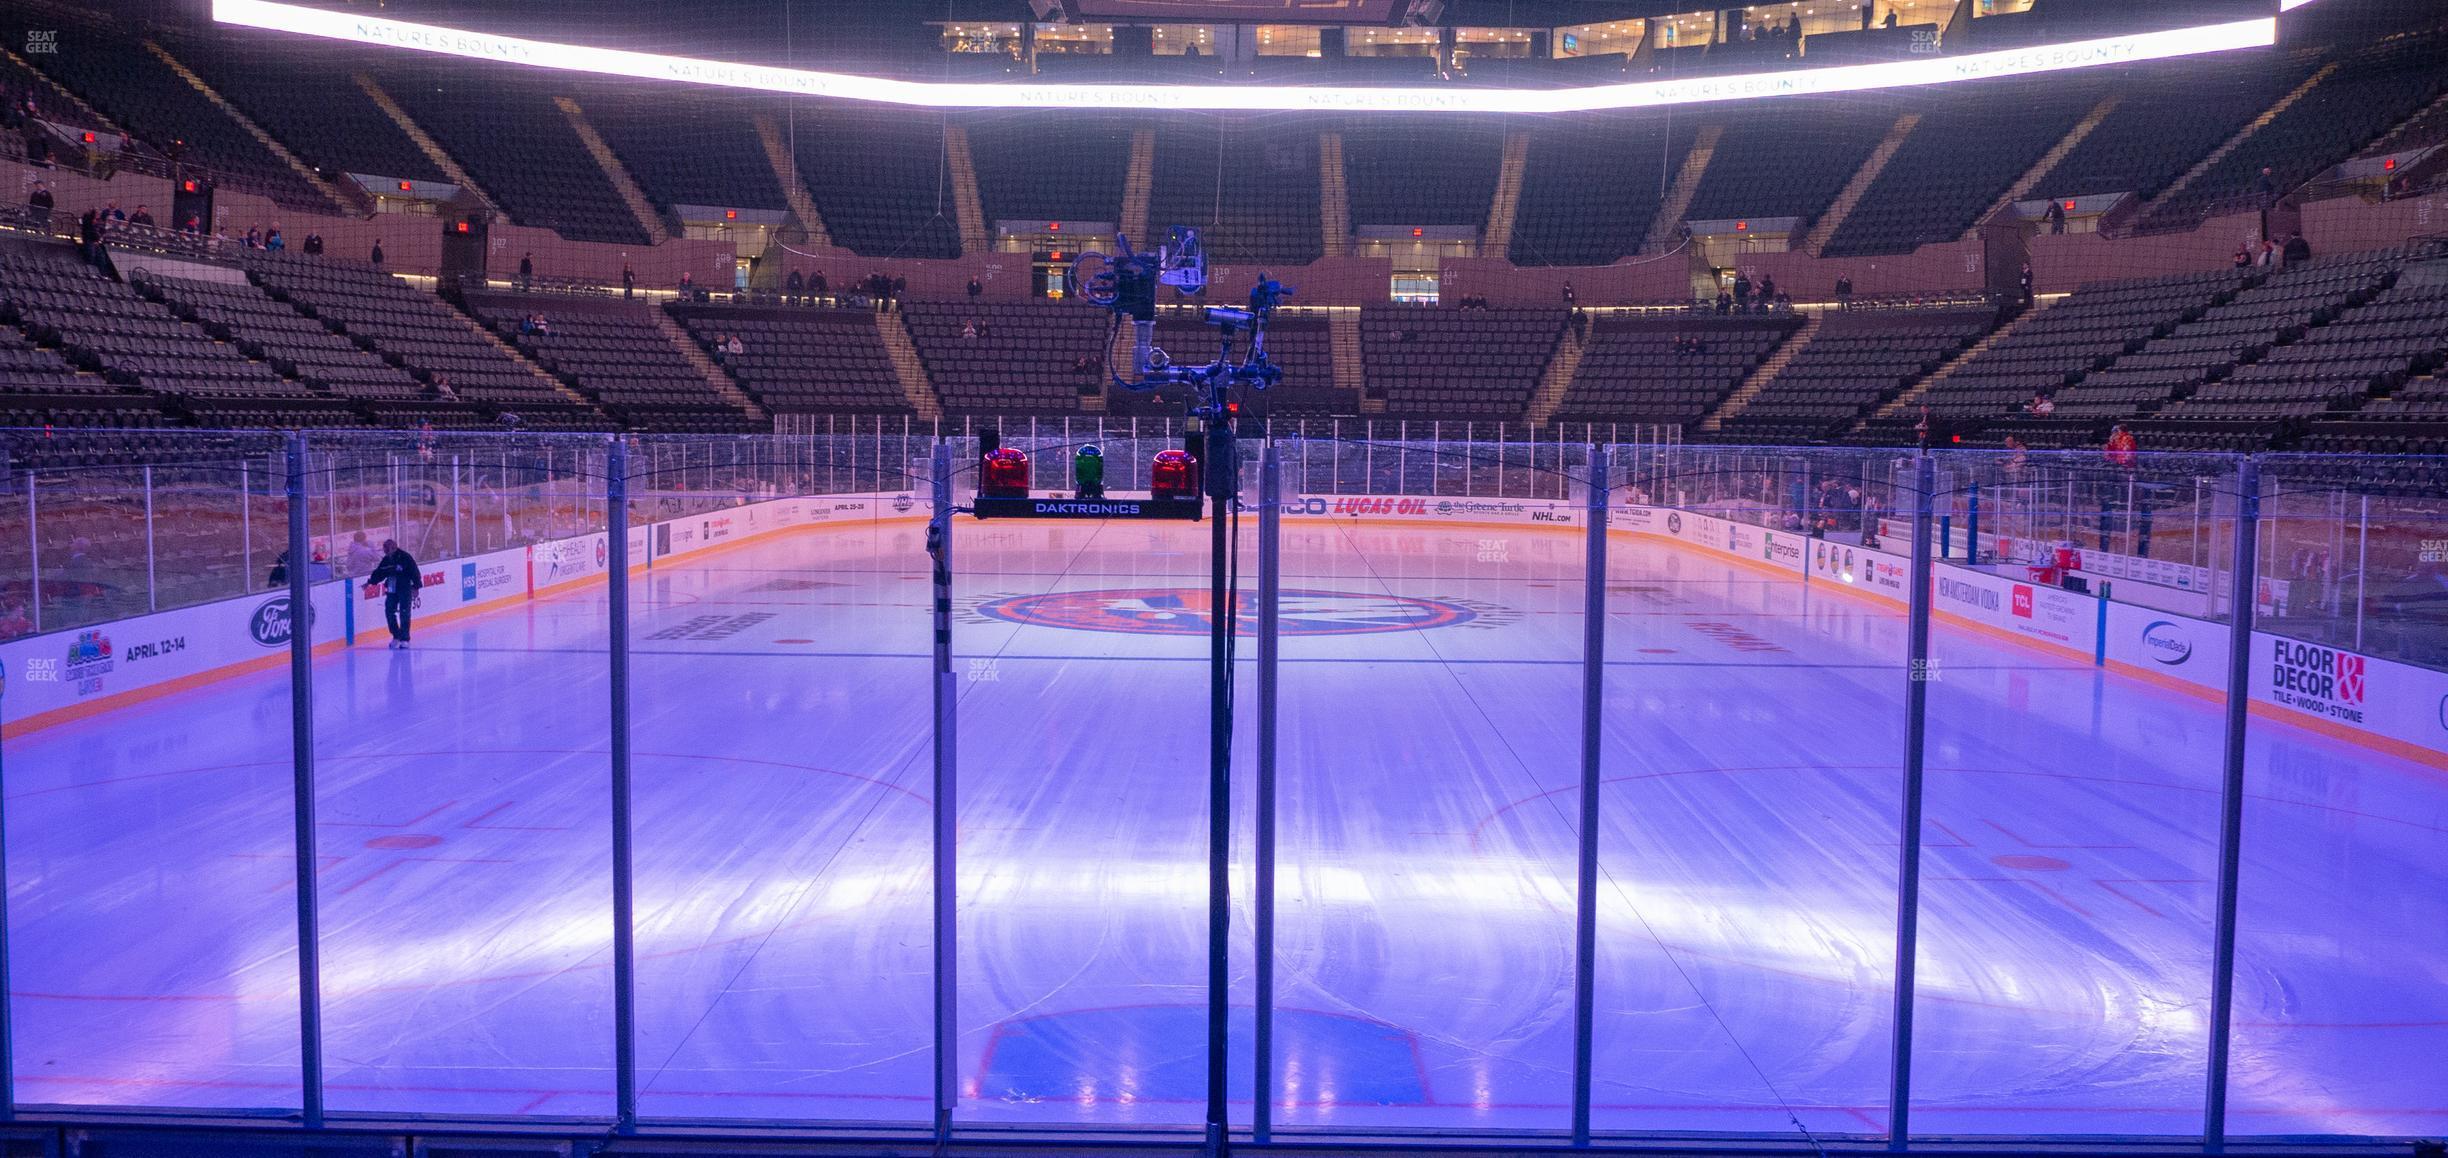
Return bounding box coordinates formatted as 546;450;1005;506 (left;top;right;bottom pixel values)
369;539;424;649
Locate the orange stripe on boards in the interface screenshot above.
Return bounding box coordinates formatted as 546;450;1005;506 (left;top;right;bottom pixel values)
4;516;928;738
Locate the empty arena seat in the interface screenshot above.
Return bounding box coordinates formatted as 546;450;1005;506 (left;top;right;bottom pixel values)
1717;309;1998;443
1363;307;1564;420
903;301;1107;414
1510;116;1698;267
671;306;910;416
469;294;763;433
1554;315;1798;430
1147;117;1323;266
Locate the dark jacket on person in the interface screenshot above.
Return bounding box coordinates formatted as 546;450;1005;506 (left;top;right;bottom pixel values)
371;548;423;598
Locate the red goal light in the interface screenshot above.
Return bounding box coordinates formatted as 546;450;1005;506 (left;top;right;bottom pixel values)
1151;449;1200;501
980;448;1031;498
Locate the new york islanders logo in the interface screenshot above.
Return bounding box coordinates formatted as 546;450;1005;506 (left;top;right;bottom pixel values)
976;588;1477;636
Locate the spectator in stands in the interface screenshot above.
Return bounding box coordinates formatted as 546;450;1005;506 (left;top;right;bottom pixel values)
182;214;201;234
2104;424;2138;469
1758;275;1777;308
519;252;533;291
2045;200;2066;234
0;597;30;642
303;231;321;256
786;269;804;304
1883;10;1898;28
725;334;744;359
621;263;635;299
2029;391;2056;417
244;226;260;249
265;225;284;252
2283;233;2312;264
2232;245;2253;269
25;180;51;221
680;270;696;298
962;320;979;341
968;277;983;299
1561;281;1576;308
892;275;908;306
370;539;424;649
1715;289;1733;315
130;205;152;227
371;239;385;267
104;202;125;223
1834;274;1853;302
813;271;828;299
267;550;293;588
2255;166;2277;205
2258;238;2277;268
76;209;99;264
1732;271;1753;312
2002;436;2029;483
345;531;382;579
2018;263;2034;307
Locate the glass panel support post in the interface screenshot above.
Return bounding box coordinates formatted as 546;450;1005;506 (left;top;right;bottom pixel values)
1887;452;1938;1149
283;432;326;1128
2203;458;2262;1151
1570;444;1610;1146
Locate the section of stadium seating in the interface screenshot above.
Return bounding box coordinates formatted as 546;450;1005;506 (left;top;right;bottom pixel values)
21;13;330;210
1553;315;1801;430
378;65;651;246
1822;81;2100;258
1146;117;1323;266
1361;307;1565;418
669;306;911;416
2031;49;2322;205
966;114;1133;227
1342;116;1504;229
467;294;762;433
1681;98;1897;230
2141;29;2448;230
580;90;790;218
135;271;423;405
1859;270;2251;444
901;300;1108;414
166;31;442;188
0;242;353;430
1715;310;1999;443
245;251;607;429
789;104;962;260
1510;117;1699;267
2046;251;2395;423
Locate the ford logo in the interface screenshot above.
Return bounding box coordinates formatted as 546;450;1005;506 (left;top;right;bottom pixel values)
250;596;313;647
2140;620;2192;665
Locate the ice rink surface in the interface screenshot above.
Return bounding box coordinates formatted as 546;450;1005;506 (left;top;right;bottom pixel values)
6;514;2443;1139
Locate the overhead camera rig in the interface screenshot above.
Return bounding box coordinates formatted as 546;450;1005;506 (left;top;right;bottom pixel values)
962;226;1290;523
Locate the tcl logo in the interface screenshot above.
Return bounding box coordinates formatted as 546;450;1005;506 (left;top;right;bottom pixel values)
2011;585;2035;619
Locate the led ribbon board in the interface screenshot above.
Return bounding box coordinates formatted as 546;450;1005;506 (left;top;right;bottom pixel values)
212;0;2276;114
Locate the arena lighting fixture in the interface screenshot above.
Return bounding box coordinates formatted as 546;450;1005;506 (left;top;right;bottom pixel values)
212;0;2273;114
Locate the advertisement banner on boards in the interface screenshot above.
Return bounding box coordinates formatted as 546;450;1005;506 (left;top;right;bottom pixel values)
2102;601;2229;692
1930;564;2094;652
2250;634;2448;754
2;580;347;728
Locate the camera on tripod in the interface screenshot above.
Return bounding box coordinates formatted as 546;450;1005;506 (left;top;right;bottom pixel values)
1075;227;1290;401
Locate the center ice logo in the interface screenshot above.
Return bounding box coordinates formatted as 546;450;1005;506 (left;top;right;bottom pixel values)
976;588;1478;636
